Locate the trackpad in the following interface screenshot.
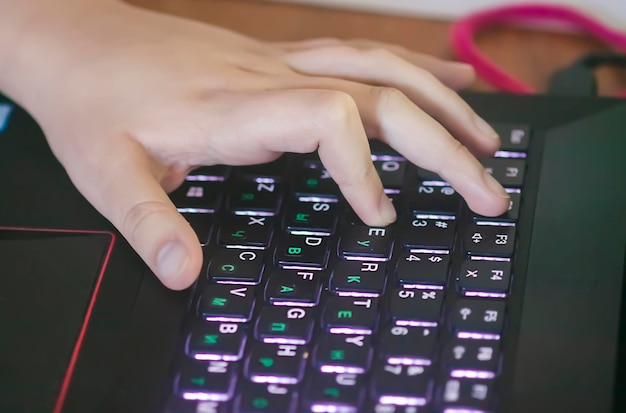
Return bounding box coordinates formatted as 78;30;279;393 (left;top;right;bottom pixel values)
0;229;112;413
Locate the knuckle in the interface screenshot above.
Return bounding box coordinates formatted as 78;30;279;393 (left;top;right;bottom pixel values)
437;140;471;175
316;90;360;129
369;86;405;107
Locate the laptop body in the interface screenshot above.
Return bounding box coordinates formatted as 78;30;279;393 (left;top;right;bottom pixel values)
1;91;625;413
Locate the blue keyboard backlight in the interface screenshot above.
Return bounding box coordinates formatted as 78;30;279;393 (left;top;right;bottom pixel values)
0;103;13;133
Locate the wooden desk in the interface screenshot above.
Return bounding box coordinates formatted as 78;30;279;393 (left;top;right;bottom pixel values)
127;0;625;95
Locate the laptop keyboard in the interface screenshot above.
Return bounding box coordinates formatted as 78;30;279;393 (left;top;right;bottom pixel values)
164;124;529;413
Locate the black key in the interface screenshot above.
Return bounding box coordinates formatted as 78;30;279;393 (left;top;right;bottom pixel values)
464;224;516;257
378;325;437;366
481;158;526;187
186;322;247;362
339;226;393;261
208;249;265;285
395;251;450;289
314;334;373;374
403;217;456;249
322;296;379;335
441;378;494;412
163;396;231;413
283;200;338;236
228;181;283;215
389;288;444;327
330;259;386;297
473;189;521;223
374;159;407;190
295;164;340;198
451;299;506;340
444;340;500;379
244;343;308;385
264;269;322;307
370;363;433;407
457;259;512;298
236;382;298;413
416;167;444;182
236;157;288;181
275;234;330;269
217;215;274;248
491;123;530;151
343;194;400;226
409;185;461;217
181;213;213;246
255;306;315;345
188;165;231;181
370;140;401;157
171;181;223;212
198;284;256;323
302;370;365;413
175;361;237;402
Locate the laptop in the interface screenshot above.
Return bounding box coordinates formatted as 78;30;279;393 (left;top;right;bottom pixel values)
1;91;625;413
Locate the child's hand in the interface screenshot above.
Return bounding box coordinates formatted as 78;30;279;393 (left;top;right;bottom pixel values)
1;0;509;290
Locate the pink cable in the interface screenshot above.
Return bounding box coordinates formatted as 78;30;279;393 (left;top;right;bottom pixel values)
450;3;626;96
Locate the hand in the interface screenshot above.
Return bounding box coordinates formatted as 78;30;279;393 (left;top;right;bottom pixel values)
1;0;509;290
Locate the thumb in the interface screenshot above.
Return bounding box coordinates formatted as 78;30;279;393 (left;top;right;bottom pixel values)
66;137;202;290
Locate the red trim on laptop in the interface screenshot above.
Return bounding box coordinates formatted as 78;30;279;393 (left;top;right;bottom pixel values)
0;227;115;413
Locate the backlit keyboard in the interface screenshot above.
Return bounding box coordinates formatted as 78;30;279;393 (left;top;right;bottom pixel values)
164;124;529;413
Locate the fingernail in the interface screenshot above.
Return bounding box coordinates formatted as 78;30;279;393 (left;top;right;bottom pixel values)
474;114;499;140
483;170;510;199
157;240;188;282
379;194;397;224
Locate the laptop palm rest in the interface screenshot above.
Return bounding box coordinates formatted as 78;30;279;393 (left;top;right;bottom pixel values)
506;104;626;413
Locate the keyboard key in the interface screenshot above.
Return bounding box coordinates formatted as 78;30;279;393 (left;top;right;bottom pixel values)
275;234;330;269
264;269;322;307
339;226;394;261
283;200;338;236
186;322;247;362
187;165;231;181
313;334;373;374
295;164;341;198
163;397;231;413
171;181;223;213
302;370;365;413
390;288;444;327
378;325;437;366
491;123;530;152
481;158;526;187
208;249;265;285
175;361;237;402
330;260;386;297
441;378;494;412
451;300;506;340
244;343;308;385
444;340;500;379
218;215;274;248
464;224;516;257
255;306;315;345
370;363;433;407
472;190;521;223
181;213;213;246
322;296;379;335
373;159;407;191
395;251;450;289
198;284;256;323
457;259;512;298
235;382;298;413
236;157;288;181
228;181;283;216
403;218;456;249
409;185;461;217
